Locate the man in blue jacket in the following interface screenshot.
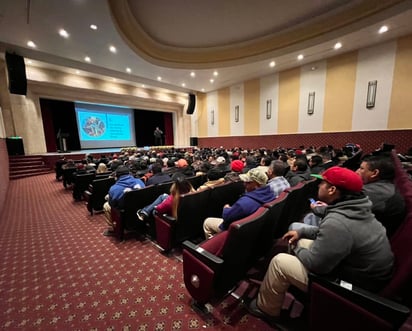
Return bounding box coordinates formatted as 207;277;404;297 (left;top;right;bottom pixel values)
103;165;145;236
203;168;275;239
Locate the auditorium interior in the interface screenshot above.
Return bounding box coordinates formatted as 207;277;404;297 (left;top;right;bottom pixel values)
0;1;412;330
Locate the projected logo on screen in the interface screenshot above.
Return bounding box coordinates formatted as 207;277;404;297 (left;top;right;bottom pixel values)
82;116;106;137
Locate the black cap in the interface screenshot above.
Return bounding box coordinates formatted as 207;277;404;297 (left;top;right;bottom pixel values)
115;165;130;177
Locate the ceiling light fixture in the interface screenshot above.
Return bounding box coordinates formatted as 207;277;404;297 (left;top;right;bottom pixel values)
109;45;117;53
27;60;32;64
269;61;276;68
157;76;162;81
201;88;205;92
141;84;145;88
90;24;97;30
210;79;214;83
334;42;342;50
59;29;69;38
297;54;304;61
213;71;218;76
27;40;36;48
84;56;91;62
379;25;388;34
75;70;80;74
190;72;196;77
126;67;131;73
181;83;186;87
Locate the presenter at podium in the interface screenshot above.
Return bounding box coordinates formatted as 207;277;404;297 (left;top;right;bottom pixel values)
154;126;163;146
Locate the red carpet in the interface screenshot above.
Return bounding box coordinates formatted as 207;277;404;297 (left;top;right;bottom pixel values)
0;174;274;330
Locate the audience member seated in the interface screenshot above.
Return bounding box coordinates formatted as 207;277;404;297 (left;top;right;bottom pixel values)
248;167;393;327
285;158;311;187
267;160;290;197
356;154;406;237
170;159;195;181
136;178;194;221
319;150;336;170
103;166;145;236
203;168;275;239
146;163;171;186
224;159;244;182
96;162;108;174
197;167;225;191
308;154;323;174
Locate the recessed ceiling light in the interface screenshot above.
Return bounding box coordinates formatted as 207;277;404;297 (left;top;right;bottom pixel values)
297;54;304;61
157;76;162;81
112;78;117;82
379;25;388;34
210;79;214;83
213;71;218;76
27;60;32;64
201;88;205;92
109;45;117;53
141;84;145;88
269;61;276;68
27;40;36;48
76;70;80;74
90;24;97;30
190;72;196;77
59;29;69;38
334;42;342;50
126;67;131;73
181;83;186;87
84;56;91;62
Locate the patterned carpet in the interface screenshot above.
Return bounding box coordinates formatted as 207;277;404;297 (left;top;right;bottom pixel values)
0;174;274;330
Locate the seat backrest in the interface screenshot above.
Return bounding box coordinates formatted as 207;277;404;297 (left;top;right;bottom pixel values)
186;174;207;190
88;177;115;210
273;181;311;236
207;180;245;217
173;188;212;243
342;149;363;171
380;151;412;304
211;207;269;295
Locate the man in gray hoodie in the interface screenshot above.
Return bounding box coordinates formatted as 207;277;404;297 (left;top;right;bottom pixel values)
248;166;394;323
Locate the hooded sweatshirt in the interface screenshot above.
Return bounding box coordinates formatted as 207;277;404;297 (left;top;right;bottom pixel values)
219;184;275;231
294;195;393;291
108;175;145;208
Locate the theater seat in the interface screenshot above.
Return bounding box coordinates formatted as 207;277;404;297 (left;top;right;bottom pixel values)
182;207;270;307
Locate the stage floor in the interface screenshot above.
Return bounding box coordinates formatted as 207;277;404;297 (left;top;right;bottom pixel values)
40;148;121;156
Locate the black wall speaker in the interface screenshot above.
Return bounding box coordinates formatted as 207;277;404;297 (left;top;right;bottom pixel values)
190;137;198;146
186;93;196;115
5;52;27;95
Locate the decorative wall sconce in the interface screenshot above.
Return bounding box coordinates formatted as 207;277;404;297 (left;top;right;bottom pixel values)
211;109;214;125
266;99;272;119
366;80;377;109
307;92;315;115
234;105;239;122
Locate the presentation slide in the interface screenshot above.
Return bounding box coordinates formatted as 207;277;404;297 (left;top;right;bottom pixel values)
74;102;136;149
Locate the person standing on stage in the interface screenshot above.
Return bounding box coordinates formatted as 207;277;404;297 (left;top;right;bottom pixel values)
154;127;163;146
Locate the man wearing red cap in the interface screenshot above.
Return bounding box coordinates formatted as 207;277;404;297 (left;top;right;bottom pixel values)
248;166;393;326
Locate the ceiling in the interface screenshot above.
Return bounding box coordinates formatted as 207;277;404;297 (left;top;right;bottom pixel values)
0;0;412;95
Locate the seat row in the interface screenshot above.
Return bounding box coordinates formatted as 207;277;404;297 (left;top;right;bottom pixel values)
181;179;318;308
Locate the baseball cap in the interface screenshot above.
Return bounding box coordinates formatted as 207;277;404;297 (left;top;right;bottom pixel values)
216;156;226;164
231;160;244;172
175;159;188;168
311;166;363;192
239;168;268;185
115;165;130;177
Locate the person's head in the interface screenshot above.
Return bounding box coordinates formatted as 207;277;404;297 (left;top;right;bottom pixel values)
309;155;323;168
312;166;363;204
292;158;308;172
207;167;224;181
239;168;268;192
96;163;108;173
170;179;194;218
115;165;130;179
267;160;286;179
175;158;188;168
356;155;395;184
230;160;244;173
151;163;162;174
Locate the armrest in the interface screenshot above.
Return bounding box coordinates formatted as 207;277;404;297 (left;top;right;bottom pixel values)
309;273;410;328
158;213;177;224
182;240;224;270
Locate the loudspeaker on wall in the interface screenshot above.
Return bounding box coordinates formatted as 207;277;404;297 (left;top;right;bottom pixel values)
186;93;196;115
5;52;27;95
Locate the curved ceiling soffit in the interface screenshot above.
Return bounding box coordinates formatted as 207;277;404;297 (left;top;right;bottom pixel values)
108;0;406;69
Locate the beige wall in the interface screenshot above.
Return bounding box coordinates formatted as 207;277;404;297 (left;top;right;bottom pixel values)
199;33;412;137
